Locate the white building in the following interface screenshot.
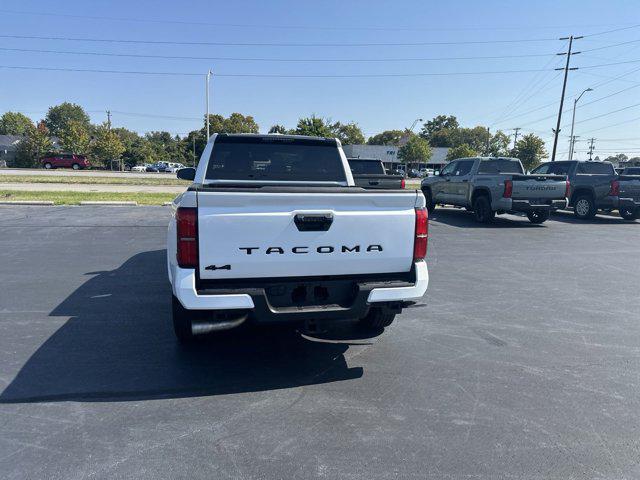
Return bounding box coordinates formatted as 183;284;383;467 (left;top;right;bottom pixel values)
342;144;449;171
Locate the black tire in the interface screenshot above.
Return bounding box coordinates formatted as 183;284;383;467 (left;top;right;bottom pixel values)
172;295;196;344
359;307;396;330
620;206;638;221
573;194;596;219
472;195;495;223
422;188;435;213
527;209;550;224
44;162;52;169
72;163;80;170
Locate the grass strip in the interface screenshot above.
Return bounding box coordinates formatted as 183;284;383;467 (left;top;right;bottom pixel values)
0;190;177;206
0;174;189;186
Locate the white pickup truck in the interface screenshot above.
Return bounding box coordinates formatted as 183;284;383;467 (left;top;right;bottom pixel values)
167;134;429;342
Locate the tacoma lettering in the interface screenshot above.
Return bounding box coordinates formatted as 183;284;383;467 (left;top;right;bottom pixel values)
238;245;383;255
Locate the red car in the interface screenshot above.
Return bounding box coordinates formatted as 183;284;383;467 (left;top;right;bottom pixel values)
40;154;90;170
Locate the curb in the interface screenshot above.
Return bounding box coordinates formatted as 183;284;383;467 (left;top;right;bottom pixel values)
79;201;138;206
0;200;55;205
163;202;173;206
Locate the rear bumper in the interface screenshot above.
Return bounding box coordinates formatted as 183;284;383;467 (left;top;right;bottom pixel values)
595;195;619;209
509;199;566;212
171;261;428;323
619;198;640;210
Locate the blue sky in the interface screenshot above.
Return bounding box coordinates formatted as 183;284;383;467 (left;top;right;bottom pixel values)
1;0;639;159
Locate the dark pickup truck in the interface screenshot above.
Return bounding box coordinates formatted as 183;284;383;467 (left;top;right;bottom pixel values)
531;160;640;221
348;158;405;189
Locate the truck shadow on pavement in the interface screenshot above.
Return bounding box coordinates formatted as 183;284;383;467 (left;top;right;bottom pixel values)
429;207;543;228
0;250;364;403
550;210;636;225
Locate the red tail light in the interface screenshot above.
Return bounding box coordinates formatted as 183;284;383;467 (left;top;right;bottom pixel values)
503;179;513;198
565;179;571;197
176;207;198;268
413;207;428;261
400;178;406;189
609;179;620;196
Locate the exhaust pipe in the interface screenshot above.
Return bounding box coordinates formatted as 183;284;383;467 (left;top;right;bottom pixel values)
191;313;249;335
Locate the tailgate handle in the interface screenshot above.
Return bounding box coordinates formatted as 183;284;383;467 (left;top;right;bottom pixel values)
294;213;334;232
369;180;379;185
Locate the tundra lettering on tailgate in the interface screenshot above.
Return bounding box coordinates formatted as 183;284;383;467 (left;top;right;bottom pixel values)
239;245;383;255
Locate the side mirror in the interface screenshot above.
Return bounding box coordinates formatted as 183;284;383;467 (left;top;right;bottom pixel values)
177;167;196;181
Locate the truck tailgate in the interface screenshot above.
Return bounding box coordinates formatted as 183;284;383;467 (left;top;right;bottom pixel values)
511;174;567;200
619;175;640;200
196;189;419;280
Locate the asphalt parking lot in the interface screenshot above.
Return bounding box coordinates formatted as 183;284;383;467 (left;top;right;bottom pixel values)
0;206;639;479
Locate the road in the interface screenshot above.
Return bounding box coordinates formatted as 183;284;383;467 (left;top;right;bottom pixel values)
0;206;639;479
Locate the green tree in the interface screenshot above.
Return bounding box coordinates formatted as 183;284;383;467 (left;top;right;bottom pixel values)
446;143;477;161
398;136;432;167
225;113;259;133
331;122;365;145
268;124;288;134
604;153;628;166
205;113;259;134
59;120;91;154
0;112;34;135
13;122;53;167
451;126;492;153
420;115;459;141
488;130;511;157
44;102;91;136
367;130;406;146
92;124;125;168
184;129;207;165
513;133;547;170
293;115;334;137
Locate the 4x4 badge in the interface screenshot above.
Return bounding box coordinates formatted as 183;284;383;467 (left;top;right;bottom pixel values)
205;264;231;271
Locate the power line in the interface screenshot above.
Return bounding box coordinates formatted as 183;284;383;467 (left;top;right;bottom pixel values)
0;33;560;47
489;42;566;126
0;46;558;63
582;24;640;37
582;39;640;53
572;102;640;126
0;64;565;77
580;115;640;134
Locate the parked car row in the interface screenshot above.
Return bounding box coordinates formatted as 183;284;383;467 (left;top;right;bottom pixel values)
38;154;186;173
421;157;640;223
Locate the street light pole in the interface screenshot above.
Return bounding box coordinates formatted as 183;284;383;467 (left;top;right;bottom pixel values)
206;69;212;140
568;87;593;160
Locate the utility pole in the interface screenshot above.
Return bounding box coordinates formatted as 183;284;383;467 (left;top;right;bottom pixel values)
486;127;491;156
551;35;582;161
512;127;521;149
192;136;196;167
588;138;595;161
205;69;212;140
569;135;579;159
105;110;114;170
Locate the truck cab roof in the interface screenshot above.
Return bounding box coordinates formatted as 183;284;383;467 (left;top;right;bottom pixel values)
212;133;340;144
